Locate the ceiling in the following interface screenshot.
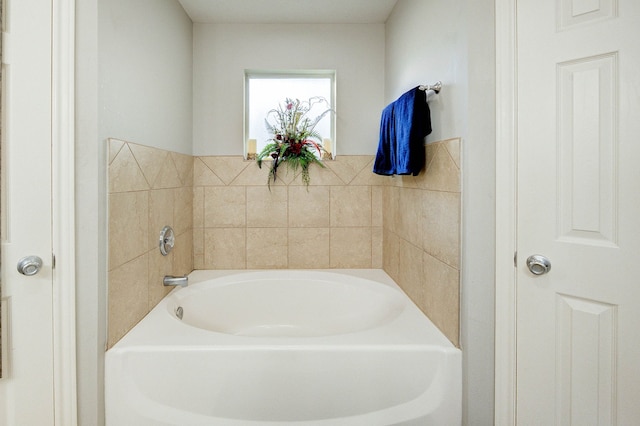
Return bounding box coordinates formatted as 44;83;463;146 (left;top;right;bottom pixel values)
177;0;399;24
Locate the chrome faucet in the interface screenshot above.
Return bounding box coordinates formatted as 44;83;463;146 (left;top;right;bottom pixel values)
163;275;188;287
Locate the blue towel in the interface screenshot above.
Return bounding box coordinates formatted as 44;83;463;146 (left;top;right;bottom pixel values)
373;86;432;176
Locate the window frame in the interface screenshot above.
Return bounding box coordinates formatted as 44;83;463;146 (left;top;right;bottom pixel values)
243;69;337;159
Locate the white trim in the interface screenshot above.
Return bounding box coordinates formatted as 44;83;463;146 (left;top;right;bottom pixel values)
243;70;337;159
51;0;77;424
495;0;518;424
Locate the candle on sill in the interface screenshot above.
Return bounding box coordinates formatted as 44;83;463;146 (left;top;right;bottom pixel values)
247;139;257;160
323;138;332;159
247;139;257;158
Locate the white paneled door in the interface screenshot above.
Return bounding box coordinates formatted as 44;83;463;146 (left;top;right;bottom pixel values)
517;0;640;424
0;0;55;424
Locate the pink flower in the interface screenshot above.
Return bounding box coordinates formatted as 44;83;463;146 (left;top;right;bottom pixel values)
286;103;293;110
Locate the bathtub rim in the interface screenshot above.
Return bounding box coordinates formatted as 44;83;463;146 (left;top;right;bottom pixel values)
109;269;459;352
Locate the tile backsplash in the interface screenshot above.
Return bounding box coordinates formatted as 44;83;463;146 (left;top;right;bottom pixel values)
107;139;194;347
383;138;461;346
107;138;461;348
193;155;385;270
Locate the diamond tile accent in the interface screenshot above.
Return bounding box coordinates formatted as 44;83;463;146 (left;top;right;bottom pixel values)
152;154;182;189
194;158;225;186
418;142;460;192
351;158;389;186
109;144;149;193
200;156;249;185
444;138;461;169
232;161;292;186
108;138;125;165
171;152;194;186
326;156;373;184
290;164;343;186
129;143;169;188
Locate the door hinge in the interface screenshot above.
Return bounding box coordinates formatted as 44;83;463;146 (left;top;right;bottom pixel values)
513;251;517;267
52;253;56;269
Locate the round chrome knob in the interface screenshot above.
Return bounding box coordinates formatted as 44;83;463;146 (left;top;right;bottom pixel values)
159;226;175;256
526;254;551;275
17;255;43;276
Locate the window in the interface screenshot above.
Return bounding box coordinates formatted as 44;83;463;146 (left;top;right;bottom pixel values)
244;70;336;159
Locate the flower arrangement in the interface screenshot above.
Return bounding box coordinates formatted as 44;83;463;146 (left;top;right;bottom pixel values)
256;97;332;187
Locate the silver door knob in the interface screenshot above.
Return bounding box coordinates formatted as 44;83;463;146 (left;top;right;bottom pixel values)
526;254;551;275
17;255;43;276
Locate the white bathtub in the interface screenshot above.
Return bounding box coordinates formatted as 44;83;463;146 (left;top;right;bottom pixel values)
105;270;461;425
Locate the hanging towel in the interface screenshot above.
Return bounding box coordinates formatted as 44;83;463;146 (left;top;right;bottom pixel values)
372;86;432;176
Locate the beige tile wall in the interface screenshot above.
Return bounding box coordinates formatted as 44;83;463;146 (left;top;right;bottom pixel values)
107;138;461;348
382;138;462;346
193;155;386;270
107;139;194;348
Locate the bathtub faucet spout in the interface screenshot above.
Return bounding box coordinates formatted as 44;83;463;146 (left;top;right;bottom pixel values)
163;275;188;287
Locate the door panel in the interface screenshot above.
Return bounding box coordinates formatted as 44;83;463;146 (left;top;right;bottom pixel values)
517;0;640;424
0;0;54;424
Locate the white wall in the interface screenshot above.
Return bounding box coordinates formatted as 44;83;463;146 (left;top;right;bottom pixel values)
386;1;495;425
76;2;193;425
193;23;385;156
98;0;193;154
460;0;496;424
76;0;105;423
385;0;467;140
